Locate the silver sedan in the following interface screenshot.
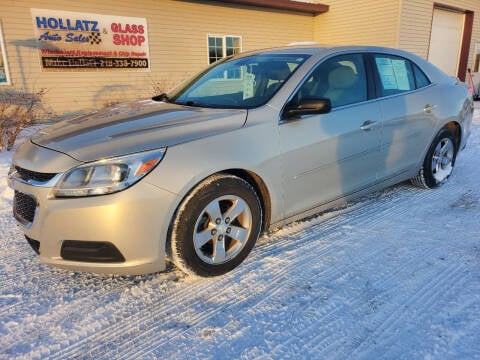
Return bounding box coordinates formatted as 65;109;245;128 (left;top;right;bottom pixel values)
8;45;473;276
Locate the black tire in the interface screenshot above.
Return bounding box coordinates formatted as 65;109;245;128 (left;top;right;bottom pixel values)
411;128;458;189
170;174;262;277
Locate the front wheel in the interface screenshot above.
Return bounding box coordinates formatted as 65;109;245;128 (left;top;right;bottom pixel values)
169;174;262;277
411;128;458;189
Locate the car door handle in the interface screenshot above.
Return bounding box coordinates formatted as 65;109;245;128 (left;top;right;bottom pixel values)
360;120;378;131
424;104;437;113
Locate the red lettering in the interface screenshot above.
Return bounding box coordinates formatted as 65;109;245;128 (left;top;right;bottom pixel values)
112;34;145;46
110;23;145;34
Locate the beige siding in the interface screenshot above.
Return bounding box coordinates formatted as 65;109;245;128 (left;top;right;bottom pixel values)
398;0;480;74
313;0;401;47
1;0;315;116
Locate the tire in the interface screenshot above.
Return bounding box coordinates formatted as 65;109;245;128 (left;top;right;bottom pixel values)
170;174;262;277
411;128;458;189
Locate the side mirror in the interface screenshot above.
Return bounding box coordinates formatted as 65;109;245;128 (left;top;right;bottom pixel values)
152;93;169;102
284;97;332;119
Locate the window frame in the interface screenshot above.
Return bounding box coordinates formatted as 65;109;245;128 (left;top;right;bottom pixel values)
0;21;11;86
281;51;436;123
283;52;372;115
207;34;242;65
369;53;432;98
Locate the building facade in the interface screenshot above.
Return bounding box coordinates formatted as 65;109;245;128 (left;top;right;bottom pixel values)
0;0;479;117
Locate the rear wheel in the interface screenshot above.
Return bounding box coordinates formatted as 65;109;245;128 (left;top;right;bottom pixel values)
411;128;458;189
170;174;262;277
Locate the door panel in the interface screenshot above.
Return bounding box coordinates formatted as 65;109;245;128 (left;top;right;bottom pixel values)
370;53;439;179
279;53;383;218
378;88;438;180
279;102;382;218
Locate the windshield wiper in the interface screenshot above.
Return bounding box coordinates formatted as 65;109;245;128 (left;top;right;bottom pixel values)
152;93;170;102
174;100;206;107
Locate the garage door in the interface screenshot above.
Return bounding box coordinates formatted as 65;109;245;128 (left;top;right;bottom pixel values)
427;7;464;76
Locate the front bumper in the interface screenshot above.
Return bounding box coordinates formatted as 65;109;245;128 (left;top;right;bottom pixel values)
9;174;178;275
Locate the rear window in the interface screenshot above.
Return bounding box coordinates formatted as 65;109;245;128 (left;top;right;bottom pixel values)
412;63;431;88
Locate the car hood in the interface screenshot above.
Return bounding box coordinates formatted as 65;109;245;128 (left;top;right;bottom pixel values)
31;99;247;162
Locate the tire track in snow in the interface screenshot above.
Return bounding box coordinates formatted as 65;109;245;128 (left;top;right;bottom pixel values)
254;228;447;358
374;268;477;360
265;244;435;358
342;260;469;360
305;249;468;358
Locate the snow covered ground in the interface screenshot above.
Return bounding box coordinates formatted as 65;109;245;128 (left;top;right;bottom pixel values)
1;105;479;359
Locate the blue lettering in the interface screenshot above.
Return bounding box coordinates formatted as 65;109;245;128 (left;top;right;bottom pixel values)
57;18;67;30
36;16;48;29
47;18;58;29
75;20;84;31
35;17;100;32
38;31;62;41
65;33;89;43
90;20;99;32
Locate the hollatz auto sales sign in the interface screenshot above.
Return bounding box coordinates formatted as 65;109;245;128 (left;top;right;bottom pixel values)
31;8;150;71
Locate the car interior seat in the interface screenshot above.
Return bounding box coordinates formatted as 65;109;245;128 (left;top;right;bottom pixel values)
255;62;292;98
322;65;360;108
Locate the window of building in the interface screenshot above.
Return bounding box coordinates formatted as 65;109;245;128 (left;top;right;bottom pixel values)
0;21;11;85
208;35;242;64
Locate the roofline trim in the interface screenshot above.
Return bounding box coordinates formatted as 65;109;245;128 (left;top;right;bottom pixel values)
210;0;329;15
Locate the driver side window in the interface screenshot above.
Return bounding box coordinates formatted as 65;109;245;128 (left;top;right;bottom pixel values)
299;54;367;108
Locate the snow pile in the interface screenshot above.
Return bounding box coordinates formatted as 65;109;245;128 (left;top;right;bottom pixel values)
0;106;479;359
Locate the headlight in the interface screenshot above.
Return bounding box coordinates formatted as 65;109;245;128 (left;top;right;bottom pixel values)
52;148;166;198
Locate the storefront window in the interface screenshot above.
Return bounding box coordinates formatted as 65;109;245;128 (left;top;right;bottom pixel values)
0;21;10;85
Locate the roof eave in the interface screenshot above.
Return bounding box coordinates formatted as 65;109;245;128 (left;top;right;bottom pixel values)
210;0;329;15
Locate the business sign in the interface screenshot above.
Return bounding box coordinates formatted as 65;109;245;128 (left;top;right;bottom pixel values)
31;8;150;71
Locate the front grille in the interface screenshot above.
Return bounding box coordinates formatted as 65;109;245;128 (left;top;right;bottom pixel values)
13;191;37;224
25;236;40;255
15;166;57;183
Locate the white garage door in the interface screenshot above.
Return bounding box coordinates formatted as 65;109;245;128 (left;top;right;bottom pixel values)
428;8;464;76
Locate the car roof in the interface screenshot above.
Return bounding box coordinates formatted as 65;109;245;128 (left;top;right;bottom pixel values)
241;44;417;56
236;44;449;83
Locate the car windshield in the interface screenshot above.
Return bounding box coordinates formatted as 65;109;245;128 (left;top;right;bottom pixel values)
169;53;310;109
